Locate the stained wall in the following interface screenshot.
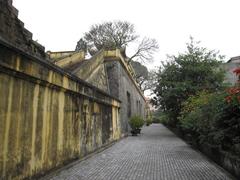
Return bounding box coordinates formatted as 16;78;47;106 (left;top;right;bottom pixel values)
0;40;121;180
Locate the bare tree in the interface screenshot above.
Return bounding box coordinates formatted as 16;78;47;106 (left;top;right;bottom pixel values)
128;38;159;64
83;21;138;55
131;60;158;93
131;60;148;87
75;38;87;52
77;21;159;64
138;70;158;93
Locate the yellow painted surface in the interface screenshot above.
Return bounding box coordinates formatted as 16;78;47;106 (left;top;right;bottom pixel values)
55;51;85;67
48;51;75;60
48;70;53;84
41;88;48;166
112;99;120;108
112;107;121;140
104;50;117;57
2;78;13;177
57;91;65;159
14;80;23;172
0;45;122;179
62;76;69;89
15;56;21;71
75;50;105;80
30;84;40;173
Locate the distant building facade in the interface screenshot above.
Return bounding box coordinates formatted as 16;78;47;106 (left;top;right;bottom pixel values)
222;56;240;85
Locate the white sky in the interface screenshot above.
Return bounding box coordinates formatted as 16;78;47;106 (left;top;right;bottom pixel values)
13;0;240;69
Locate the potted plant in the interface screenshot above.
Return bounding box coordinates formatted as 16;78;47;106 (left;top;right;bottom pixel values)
129;115;144;136
146;117;152;126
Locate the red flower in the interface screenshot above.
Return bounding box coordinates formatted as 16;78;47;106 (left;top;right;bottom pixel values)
233;68;240;75
225;95;232;103
227;87;240;95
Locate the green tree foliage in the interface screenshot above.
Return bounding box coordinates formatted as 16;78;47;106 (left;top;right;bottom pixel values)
152;37;225;126
178;91;225;143
131;61;148;82
179;88;240;156
212;78;240;154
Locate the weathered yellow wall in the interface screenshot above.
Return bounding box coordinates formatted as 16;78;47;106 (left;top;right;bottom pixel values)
0;42;121;180
74;50;105;80
53;51;85;67
47;51;75;60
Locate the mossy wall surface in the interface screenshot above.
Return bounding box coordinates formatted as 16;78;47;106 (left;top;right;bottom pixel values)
0;41;121;180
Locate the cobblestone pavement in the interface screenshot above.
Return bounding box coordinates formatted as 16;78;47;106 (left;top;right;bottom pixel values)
45;124;234;180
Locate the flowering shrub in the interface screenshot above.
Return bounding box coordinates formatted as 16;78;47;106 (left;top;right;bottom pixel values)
225;87;240;104
178;67;240;155
215;67;240;154
225;67;240;105
233;67;240;76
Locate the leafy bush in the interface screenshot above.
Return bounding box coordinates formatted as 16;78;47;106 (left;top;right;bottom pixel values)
129;115;144;130
146;117;152;126
211;85;240;154
152;38;225;127
152;109;163;123
157;113;169;125
150;117;159;123
178;91;225;144
179;84;240;156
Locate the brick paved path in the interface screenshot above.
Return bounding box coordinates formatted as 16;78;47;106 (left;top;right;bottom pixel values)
45;124;234;180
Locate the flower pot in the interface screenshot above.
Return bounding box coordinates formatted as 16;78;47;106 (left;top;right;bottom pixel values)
136;128;141;134
131;129;138;136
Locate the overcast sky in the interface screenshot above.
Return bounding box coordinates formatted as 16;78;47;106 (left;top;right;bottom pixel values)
13;0;240;69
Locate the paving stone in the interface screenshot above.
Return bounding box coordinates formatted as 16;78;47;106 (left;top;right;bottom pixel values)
45;124;235;180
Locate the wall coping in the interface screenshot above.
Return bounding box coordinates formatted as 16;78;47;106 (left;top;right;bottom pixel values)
0;37;121;105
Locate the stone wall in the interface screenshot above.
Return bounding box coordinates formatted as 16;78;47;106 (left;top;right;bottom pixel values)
0;0;46;58
106;60;146;134
0;39;121;180
56;50;109;93
0;1;143;179
51;49;147;134
199;143;240;179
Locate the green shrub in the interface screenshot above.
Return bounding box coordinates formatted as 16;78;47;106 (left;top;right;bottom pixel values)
129;115;144;130
146;118;152;126
211;88;240;154
151;116;160;123
158;113;169;124
178;91;225;144
177;87;240;157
